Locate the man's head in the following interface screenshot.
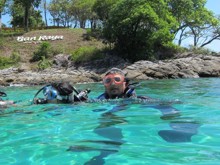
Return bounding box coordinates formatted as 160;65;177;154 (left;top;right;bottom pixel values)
43;82;75;103
103;68;128;98
53;82;74;96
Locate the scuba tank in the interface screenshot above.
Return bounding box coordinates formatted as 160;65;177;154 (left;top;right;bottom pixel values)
74;88;91;101
33;85;59;104
43;86;58;100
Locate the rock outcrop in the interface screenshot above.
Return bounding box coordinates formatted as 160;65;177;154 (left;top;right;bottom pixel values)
0;54;220;86
125;55;220;80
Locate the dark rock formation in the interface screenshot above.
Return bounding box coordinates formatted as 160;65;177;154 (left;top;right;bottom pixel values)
0;54;220;86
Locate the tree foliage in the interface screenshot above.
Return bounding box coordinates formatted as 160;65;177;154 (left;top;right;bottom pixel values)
30;42;51;62
10;1;44;29
169;0;219;47
93;0;117;21
70;0;97;28
0;0;7;32
14;0;41;31
48;0;97;28
103;0;176;61
48;0;73;27
1;0;220;61
10;2;25;27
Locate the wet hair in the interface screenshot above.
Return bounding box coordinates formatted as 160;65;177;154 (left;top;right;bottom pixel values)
105;68;127;76
52;82;74;96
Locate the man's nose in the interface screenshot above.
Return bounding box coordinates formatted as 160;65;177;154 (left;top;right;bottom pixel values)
110;79;116;85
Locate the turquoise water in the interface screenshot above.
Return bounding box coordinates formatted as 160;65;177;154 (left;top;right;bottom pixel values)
0;78;220;165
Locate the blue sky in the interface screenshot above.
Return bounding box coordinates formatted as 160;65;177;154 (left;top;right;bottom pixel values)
1;0;220;52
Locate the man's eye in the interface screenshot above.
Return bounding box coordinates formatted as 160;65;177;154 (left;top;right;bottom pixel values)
114;77;121;82
105;78;112;83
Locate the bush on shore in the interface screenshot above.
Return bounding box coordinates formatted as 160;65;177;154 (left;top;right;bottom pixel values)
70;46;104;64
0;52;21;69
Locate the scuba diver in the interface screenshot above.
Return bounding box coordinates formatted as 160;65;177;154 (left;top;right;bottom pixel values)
0;91;15;108
97;68;200;141
33;82;91;104
97;67;148;99
68;68;200;165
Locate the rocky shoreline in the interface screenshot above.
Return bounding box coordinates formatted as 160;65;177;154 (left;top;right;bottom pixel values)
0;53;220;86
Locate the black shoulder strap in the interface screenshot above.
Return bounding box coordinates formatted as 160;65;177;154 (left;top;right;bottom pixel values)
72;86;79;94
124;82;140;96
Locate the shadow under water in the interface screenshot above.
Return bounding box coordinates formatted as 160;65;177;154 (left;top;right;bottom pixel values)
67;100;201;164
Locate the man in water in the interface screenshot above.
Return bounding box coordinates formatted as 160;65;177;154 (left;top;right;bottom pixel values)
0;91;15;108
77;68;143;164
68;68;200;165
33;82;90;104
97;68;200;141
97;67;142;99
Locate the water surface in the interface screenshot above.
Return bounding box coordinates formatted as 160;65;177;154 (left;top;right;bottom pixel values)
0;78;219;165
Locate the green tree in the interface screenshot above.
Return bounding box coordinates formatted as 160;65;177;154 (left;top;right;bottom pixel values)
14;0;41;32
103;0;176;61
0;0;7;32
48;0;73;27
199;16;220;48
48;0;61;26
10;2;23;28
29;10;45;29
93;0;118;21
43;0;48;27
39;0;48;27
48;0;98;28
187;8;219;47
168;0;194;45
70;0;97;29
169;0;219;47
10;2;44;29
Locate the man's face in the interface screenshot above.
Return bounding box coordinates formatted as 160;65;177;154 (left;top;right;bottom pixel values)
103;74;126;98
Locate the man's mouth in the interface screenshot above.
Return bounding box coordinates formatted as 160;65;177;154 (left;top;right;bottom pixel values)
110;87;118;91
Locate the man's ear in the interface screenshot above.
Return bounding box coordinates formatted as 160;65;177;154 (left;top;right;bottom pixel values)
124;81;128;87
125;78;130;84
